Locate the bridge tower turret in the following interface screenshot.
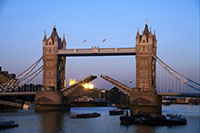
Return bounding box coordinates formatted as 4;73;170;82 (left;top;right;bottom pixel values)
59;34;66;88
131;21;161;115
135;21;157;91
42;25;65;90
36;25;69;111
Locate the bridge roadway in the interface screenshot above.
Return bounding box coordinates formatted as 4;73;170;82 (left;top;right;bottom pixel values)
57;47;136;56
0;92;35;96
157;92;200;98
0;91;199;97
0;100;22;108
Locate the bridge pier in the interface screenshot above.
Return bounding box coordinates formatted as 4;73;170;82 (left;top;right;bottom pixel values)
130;90;162;115
35;91;70;111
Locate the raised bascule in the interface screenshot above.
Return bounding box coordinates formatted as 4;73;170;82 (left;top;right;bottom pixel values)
0;22;199;114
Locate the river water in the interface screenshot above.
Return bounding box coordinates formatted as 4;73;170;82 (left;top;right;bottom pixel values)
0;105;199;133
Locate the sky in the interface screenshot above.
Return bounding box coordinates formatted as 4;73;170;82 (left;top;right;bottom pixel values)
0;0;199;90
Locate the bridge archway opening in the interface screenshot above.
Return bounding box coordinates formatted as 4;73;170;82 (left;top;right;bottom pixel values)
65;55;136;90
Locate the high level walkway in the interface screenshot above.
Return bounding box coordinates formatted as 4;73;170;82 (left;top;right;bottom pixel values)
57;47;136;56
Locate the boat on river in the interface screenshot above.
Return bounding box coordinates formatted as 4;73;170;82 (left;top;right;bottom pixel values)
120;114;187;126
0;121;19;129
165;114;187;125
162;99;171;106
70;112;101;119
109;109;124;115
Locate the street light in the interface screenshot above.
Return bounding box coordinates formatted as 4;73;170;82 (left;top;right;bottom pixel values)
83;83;94;89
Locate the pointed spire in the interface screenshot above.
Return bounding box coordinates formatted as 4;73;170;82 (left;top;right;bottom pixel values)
143;20;149;36
136;27;140;38
154;30;157;40
63;33;66;49
63;33;66;42
149;26;152;37
43;30;47;41
51;25;58;40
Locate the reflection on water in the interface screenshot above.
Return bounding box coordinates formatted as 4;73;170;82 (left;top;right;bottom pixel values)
37;111;65;133
135;125;155;133
0;105;199;133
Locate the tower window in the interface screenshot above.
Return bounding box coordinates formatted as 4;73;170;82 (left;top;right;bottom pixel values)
143;39;145;43
49;42;51;45
143;46;145;50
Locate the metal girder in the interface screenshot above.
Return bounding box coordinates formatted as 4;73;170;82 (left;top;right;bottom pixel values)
100;75;132;96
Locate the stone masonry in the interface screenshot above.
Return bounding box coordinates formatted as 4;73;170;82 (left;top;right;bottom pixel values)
130;22;161;115
42;26;66;90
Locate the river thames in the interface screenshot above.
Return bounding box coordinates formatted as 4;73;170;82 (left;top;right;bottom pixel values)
0;105;199;133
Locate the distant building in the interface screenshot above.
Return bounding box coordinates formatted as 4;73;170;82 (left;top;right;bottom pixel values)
105;87;130;105
18;84;42;92
70;87;100;102
0;66;16;85
99;89;106;100
69;78;76;86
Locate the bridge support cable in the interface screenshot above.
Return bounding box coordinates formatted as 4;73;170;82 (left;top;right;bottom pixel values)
153;54;200;91
1;65;43;92
3;57;43;89
16;57;43;83
100;75;132;96
13;66;43;92
18;66;43;83
16;57;43;79
26;67;43;84
0;57;43;92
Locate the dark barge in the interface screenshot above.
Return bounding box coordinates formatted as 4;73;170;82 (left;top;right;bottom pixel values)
70;112;101;119
0;121;19;129
120;114;187;126
109;109;124;115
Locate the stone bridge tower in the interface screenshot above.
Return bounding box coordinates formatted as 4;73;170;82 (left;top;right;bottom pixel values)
136;21;156;91
130;22;161;115
42;25;66;90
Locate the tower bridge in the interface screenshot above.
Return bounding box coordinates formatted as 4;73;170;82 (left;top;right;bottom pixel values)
41;22;160;114
0;22;199;114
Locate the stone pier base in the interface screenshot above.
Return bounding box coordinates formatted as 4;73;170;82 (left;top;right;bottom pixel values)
130;91;162;115
35;91;70;112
